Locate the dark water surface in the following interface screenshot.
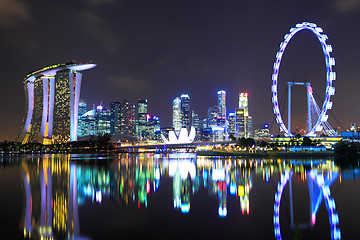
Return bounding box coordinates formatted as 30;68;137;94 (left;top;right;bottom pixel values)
0;153;359;239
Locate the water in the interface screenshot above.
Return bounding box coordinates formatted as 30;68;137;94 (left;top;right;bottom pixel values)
1;153;359;239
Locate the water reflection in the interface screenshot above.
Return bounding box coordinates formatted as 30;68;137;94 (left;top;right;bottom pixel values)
21;155;80;240
12;153;360;239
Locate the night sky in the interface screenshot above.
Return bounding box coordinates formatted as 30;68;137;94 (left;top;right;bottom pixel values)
1;0;360;141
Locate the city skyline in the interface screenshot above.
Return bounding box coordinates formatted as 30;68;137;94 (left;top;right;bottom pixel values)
2;0;360;140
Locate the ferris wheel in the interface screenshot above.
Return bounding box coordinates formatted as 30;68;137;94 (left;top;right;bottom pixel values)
271;22;336;137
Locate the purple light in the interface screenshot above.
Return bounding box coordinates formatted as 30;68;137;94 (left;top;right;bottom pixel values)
312;213;316;225
274;170;341;240
271;22;336;137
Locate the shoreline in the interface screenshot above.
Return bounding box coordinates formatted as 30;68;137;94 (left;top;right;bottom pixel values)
196;150;336;158
1;150;360;160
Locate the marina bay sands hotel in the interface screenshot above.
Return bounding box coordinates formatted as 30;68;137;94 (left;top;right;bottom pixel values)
17;61;96;144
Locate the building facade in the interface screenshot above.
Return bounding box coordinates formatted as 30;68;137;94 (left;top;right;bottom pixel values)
120;100;136;135
217;90;226;121
180;94;190;129
192;111;202;141
228;112;236;137
78;109;96;137
239;92;249;116
137;99;148;138
238;92;252;138
235;108;245;138
17;62;96;144
110;101;121;135
95;105;111;135
207;106;220;127
173;97;182;136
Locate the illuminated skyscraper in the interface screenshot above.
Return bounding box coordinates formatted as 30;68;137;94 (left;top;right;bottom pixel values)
207;106;220;127
235;108;245;138
17;61;96;144
173;97;182;136
254;125;270;139
192;111;202;141
239;92;249;116
228;112;236;136
95;105;111;135
77;99;87;137
147;115;161;140
78;109;96;137
120;100;136;135
180;94;190;129
217;90;226;119
78;99;87;116
350;123;358;132
110;101;121;135
137;99;148;138
247;116;253;138
238;92;251;138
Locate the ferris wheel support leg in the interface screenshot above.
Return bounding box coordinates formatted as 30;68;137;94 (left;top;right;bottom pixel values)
288;83;292;135
307;86;312;133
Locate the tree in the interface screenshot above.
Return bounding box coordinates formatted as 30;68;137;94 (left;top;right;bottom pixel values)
96;133;114;150
245;138;255;148
236;137;255;150
334;141;360;155
258;141;268;148
229;134;237;142
302;137;313;146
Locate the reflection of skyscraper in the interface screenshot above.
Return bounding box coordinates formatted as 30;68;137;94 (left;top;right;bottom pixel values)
180;94;190;129
110;101;121;135
17;62;96;144
218;181;227;217
173;97;182;136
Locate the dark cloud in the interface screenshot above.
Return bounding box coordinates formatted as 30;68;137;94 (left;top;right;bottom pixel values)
0;0;32;27
83;0;119;5
77;11;121;53
332;0;360;12
108;75;150;93
1;0;360;141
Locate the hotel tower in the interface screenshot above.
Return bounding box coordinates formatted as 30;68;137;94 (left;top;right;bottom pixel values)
17;61;96;144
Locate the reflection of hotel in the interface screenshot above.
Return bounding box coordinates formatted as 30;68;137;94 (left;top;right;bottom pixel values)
21;155;81;239
17;62;96;144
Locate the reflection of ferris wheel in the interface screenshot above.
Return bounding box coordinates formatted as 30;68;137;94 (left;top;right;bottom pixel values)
273;170;341;240
271;22;336;137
